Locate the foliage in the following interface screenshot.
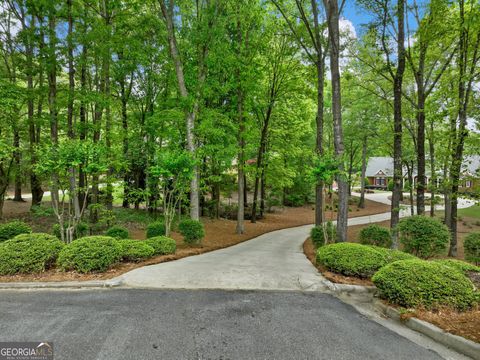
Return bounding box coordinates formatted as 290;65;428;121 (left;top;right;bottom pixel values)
57;236;122;273
0;233;64;275
145;236;176;255
372;259;478;310
106;226;130;239
431;259;480;274
178;219;205;245
316;243;387;278
118;239;154;262
464;232;480;265
359;224;392;248
371;246;417;263
52;223;88;241
0;221;32;242
146;221;166;239
311;222;336;248
398;216;450;258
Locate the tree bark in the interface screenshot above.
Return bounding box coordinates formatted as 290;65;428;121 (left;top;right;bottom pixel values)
324;0;348;242
358;136;367;209
390;0;406;249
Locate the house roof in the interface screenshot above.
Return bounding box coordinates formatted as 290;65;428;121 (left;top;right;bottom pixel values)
365;157;394;177
366;155;480;178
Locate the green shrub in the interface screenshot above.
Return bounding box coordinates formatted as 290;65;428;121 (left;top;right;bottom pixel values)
311;222;336;247
106;225;130;239
372;246;417;263
0;221;31;242
118;239;154;261
0;233;64;275
316;243;387;278
178;219;205;244
57;236;122;273
52;222;88;240
398;216;450;258
311;226;324;247
372;259;478;310
145;236;176;255
359;224;392;248
387;179;394;191
146;221;166;238
464;232;480;265
432;259;480;274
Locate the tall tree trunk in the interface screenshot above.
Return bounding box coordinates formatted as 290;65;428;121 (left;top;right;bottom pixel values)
358;136;367;209
312;0;325;227
12;129;23;202
159;0;200;220
416;89;426;215
324;0;348;242
390;0;406;249
428;120;436;217
78;15;88;211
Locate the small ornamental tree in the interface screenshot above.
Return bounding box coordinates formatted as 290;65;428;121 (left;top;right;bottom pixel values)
397;216;450;258
149;150;194;236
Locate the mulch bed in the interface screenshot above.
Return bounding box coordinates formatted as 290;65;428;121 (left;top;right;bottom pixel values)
0;198;389;283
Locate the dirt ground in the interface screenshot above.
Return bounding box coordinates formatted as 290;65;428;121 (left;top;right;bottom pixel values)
0;198;389;283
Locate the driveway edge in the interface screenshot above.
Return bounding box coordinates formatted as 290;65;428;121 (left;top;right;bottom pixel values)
0;278;123;290
374;300;480;360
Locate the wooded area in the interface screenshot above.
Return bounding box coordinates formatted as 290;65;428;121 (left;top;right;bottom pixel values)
0;0;479;254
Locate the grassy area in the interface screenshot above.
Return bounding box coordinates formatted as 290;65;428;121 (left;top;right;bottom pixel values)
458;204;480;219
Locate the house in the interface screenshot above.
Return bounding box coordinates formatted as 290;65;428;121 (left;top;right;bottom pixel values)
365;156;480;192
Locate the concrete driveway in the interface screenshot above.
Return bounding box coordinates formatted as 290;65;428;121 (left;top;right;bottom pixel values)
119;213;394;290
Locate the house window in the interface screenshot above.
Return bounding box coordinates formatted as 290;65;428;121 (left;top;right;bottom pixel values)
465;180;472;188
375;178;386;186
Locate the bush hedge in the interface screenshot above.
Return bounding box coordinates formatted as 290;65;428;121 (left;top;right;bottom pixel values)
464;232;480;265
145;236;176;255
57;236;122;273
316;243;387;278
359;224;391;248
432;259;480;274
118;239;154;261
0;233;64;275
106;225;130;239
372;259;478;310
178;219;205;244
398;216;450;258
0;221;31;242
316;243;416;278
146;221;166;238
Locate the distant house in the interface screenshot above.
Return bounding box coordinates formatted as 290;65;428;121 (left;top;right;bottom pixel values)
365;156;480;191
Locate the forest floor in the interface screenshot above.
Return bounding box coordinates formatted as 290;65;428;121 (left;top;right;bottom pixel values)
0;197;388;282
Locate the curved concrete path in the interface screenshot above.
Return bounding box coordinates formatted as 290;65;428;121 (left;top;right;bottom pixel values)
119;212;395;290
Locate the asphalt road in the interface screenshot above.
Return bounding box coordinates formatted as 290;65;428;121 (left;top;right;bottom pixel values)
0;289;444;360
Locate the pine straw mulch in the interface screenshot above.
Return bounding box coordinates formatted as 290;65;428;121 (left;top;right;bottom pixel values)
0;198;389;283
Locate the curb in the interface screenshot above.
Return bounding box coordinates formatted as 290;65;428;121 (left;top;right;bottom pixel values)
0;278;123;290
375;300;480;360
322;278;376;295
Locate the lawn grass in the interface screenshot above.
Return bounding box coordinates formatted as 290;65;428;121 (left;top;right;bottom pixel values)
458;204;480;219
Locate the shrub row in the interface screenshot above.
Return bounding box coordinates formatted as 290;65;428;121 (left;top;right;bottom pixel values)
0;221;31;242
316;243;416;278
0;233;177;275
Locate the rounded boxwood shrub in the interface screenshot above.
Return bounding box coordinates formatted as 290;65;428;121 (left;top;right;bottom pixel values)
0;233;64;275
432;259;480;274
178;219;205;245
146;221;166;238
145;236;176;255
57;236;122;273
311;226;324;247
398;215;450;258
464;232;480;265
0;221;31;242
118;239;154;262
106;225;130;239
359;224;392;248
372;259;478;310
316;243;387;278
371;246;417;263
